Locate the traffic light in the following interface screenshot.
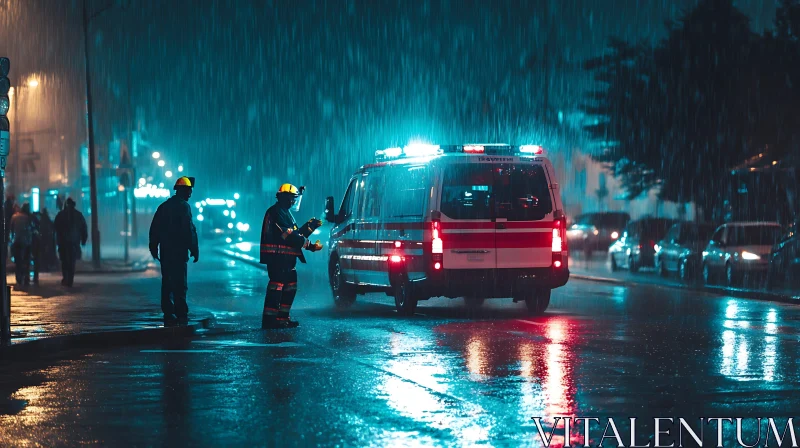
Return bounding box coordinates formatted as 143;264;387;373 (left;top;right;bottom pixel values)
0;57;9;176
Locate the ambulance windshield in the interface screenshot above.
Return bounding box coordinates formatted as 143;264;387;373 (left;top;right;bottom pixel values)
440;164;552;220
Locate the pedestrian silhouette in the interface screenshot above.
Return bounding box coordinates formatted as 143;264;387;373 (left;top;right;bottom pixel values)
54;198;88;287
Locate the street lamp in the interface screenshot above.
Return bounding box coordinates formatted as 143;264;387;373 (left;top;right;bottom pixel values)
165;170;172;178
157;160;165;167
9;77;39;194
152;151;160;159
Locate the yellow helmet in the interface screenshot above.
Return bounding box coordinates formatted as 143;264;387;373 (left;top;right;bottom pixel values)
174;176;194;189
277;183;299;196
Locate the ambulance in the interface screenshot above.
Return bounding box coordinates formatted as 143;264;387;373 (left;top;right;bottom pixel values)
323;143;569;316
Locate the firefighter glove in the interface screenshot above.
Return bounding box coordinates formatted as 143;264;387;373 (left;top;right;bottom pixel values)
307;218;323;231
307;240;323;252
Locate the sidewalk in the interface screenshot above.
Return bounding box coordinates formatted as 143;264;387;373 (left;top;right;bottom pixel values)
6;245;152;276
568;253;800;303
75;246;153;273
0;276;212;359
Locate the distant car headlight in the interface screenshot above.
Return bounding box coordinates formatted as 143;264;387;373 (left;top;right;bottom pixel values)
702;251;709;257
611;231;619;239
741;251;761;260
593;229;599;236
654;244;661;253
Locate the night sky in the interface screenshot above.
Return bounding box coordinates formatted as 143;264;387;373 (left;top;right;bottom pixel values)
0;0;780;198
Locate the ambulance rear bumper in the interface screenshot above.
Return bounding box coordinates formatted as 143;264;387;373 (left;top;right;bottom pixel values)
420;266;569;299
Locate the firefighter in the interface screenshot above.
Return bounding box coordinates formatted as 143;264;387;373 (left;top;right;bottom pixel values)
149;176;199;326
260;183;323;329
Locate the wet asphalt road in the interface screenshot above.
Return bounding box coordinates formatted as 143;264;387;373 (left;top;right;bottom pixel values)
1;250;800;447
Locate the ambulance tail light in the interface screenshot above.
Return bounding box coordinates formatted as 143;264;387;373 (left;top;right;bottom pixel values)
432;220;443;269
552;216;567;268
463;145;485;153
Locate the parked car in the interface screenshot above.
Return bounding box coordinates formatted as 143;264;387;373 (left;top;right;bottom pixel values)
608;218;676;272
702;222;783;286
766;222;800;291
654;222;716;283
567;212;630;252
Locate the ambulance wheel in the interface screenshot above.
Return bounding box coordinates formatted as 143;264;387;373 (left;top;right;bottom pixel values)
330;258;356;308
463;297;485;309
394;279;417;316
522;289;551;316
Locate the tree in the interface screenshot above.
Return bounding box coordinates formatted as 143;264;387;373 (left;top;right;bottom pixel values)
584;0;764;218
776;0;800;41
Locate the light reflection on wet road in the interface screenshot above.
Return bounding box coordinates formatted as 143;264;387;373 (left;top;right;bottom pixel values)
2;252;800;446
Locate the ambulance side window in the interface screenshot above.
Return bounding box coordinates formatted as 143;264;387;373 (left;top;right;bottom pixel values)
338;178;357;222
361;171;383;219
383;166;428;219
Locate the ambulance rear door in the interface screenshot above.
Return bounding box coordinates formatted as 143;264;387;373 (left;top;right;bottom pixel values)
493;161;554;268
438;159;498;270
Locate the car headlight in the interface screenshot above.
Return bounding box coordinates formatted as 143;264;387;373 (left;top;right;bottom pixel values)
654;244;661;253
611;231;619;239
741;251;760;260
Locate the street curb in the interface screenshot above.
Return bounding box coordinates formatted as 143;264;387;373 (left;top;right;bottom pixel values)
569;274;626;285
570;272;799;304
0;318;212;361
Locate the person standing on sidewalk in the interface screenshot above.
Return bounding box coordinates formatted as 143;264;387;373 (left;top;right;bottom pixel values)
5;195;16;268
37;208;57;272
10;203;33;287
149;176;199;327
54;198;88;287
30;210;41;285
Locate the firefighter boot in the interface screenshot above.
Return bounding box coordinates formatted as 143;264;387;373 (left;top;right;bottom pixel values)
262;281;285;329
278;282;299;328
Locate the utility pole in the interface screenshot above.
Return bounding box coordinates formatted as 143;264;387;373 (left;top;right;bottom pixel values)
0;57;12;344
125;13;138;246
82;0;101;266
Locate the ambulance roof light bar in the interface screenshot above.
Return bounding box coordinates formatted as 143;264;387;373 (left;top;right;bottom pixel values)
463;145;485;153
375;144;442;161
519;145;545;155
403;143;442;158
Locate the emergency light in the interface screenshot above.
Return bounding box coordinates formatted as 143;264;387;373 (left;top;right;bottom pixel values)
463;145;485;153
374;143;547;161
403;143;441;158
375;144;442;161
519;145;545;155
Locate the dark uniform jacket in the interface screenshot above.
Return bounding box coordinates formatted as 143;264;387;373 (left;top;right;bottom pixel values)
259;203;315;265
54;207;88;257
149;195;199;262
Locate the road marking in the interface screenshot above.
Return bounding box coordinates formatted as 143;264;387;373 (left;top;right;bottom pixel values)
193;340;305;348
140;350;217;353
